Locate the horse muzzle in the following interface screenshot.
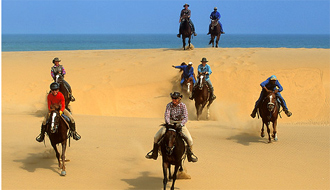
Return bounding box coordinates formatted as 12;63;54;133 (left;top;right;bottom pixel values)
267;103;275;112
166;146;175;155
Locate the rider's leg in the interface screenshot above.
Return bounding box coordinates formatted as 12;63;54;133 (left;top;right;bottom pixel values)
207;24;211;35
63;109;81;140
206;79;216;100
177;23;182;38
180;78;184;89
146;126;166;160
276;92;292;117
63;80;75;101
181;126;198;162
36;114;49;142
219;21;224;33
189;20;197;36
251;90;264;118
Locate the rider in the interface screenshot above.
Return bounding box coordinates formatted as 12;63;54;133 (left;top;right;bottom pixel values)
250;75;292;118
207;7;224;35
172;62;197;89
190;57;216;100
51;57;75;102
36;82;81;142
146;92;198;162
177;3;197;38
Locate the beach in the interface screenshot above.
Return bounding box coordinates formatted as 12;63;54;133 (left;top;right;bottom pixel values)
2;48;330;189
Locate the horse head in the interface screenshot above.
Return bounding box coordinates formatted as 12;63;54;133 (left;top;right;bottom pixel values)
164;124;181;155
49;110;61;133
211;19;218;29
198;73;206;90
266;92;276;113
55;74;64;83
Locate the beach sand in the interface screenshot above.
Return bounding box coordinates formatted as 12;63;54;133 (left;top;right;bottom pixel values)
2;48;330;189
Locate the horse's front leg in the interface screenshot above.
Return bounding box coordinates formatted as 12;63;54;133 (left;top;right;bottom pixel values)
182;37;186;50
171;165;180;190
261;122;265;138
272;120;278;141
168;166;172;180
266;122;271;143
188;37;191;48
163;162;169;190
60;141;67;176
51;143;61;168
216;34;220;48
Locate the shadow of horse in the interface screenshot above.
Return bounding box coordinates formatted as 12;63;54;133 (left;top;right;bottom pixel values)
13;148;61;174
226;132;266;146
121;171;162;190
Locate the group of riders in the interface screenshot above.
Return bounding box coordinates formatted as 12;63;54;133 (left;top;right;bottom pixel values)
36;57;81;143
146;57;292;163
177;4;225;38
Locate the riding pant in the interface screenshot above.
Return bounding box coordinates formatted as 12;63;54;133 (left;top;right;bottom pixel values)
195;78;214;89
154;121;193;146
180;75;196;86
254;90;288;110
42;109;75;125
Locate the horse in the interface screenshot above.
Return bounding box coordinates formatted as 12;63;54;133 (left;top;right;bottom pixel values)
208;20;221;48
179;17;192;50
46;107;69;176
193;73;214;120
160;123;186;190
55;74;71;112
259;91;279;143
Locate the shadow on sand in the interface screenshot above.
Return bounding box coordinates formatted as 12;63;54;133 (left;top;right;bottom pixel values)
227;132;266;146
121;171;163;190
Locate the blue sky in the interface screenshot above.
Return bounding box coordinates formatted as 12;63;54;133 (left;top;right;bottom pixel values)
2;0;330;34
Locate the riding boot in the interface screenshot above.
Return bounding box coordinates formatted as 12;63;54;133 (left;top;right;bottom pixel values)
187;146;198;162
36;124;47;142
281;103;292;117
69;93;76;102
145;143;159;160
250;107;257;118
210;87;216;100
69;122;81;140
177;34;181;38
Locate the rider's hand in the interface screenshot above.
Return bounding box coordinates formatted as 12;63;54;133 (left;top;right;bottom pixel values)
274;89;279;93
172;65;175;68
205;72;209;75
59;111;63;116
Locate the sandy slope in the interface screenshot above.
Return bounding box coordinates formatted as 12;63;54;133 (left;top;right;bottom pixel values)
2;48;330;189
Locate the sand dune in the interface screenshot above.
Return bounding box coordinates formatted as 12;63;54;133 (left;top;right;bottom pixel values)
2;48;329;189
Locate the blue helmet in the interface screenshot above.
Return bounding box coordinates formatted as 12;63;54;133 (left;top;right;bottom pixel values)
270;75;277;81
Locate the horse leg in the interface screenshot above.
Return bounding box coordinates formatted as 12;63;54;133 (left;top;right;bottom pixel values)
216;34;220;48
261;122;265;138
188;37;191;49
51;143;61;168
272;120;278;141
211;35;215;47
168;166;172;180
182;37;186;50
170;165;180;190
60;141;67;176
266;122;272;143
163;162;169;190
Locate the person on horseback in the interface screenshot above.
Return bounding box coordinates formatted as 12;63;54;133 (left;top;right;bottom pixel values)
172;62;196;88
51;57;75;102
146;92;198;162
190;57;216;100
177;3;197;38
207;7;224;35
36;82;81;142
251;75;292;118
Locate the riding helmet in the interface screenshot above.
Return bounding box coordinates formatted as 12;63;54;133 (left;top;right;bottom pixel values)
50;82;60;90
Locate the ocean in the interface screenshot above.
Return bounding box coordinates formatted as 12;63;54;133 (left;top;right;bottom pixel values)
2;34;329;52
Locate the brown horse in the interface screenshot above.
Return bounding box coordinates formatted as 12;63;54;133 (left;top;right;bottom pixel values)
259;91;279;143
55;74;71;112
182;77;194;98
46;108;69;176
179;17;192;50
193;73;213;120
160;123;186;190
208;20;221;48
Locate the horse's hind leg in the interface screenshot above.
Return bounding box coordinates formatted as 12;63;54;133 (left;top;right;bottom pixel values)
60;141;67;176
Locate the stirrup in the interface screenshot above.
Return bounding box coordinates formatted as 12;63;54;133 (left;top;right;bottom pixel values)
188;153;198;162
145;150;154;159
36;134;44;142
285;110;292;117
71;96;76;102
71;131;81;140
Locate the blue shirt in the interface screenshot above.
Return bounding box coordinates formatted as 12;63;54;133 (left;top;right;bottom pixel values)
175;65;194;78
198;64;212;80
260;77;283;92
210;11;221;20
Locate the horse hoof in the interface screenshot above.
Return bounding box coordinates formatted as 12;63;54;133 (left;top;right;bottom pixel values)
61;171;66;176
274;137;278;141
261;133;265;138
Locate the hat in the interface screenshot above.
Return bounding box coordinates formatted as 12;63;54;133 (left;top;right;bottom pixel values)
183;3;189;7
170;92;183;99
201;57;208;62
214;7;218;10
53;57;61;63
270;75;277;81
188;62;193;65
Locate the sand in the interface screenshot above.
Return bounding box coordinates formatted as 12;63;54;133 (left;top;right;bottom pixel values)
2;48;330;189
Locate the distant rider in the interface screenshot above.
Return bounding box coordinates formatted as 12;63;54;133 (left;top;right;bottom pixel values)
250;75;292;118
36;82;81;142
207;7;224;35
172;62;197;88
146;92;198;162
51;57;75;102
190;57;216;100
177;3;197;38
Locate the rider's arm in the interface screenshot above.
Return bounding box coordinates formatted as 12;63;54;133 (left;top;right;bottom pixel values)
164;103;171;124
207;65;212;75
276;81;283;92
61;66;66;76
180;103;188;126
59;93;66;112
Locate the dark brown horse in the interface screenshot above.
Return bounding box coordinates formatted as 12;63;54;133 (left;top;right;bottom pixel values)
259;91;279;143
46;107;69;176
208;20;221;48
179;17;192;50
160;123;186;190
55;74;71;112
193;73;213;120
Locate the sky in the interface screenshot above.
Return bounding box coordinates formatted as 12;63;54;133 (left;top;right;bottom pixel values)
2;0;330;35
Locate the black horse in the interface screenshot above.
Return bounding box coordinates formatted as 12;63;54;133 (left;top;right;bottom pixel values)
160;123;186;190
179;17;192;50
208;19;221;48
46;108;69;176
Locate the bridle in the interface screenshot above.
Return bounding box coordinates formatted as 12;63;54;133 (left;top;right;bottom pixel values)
165;128;177;155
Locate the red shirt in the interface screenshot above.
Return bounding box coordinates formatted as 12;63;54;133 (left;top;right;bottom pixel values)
47;92;65;112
